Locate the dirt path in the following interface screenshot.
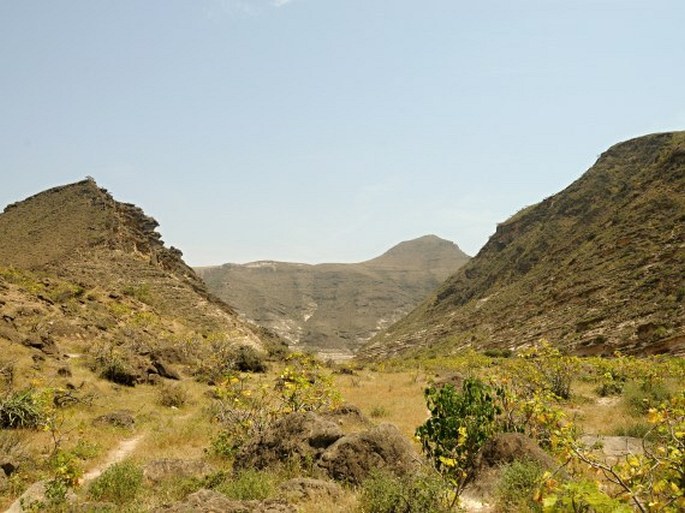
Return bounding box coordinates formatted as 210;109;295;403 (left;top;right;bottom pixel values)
80;434;144;483
5;434;144;512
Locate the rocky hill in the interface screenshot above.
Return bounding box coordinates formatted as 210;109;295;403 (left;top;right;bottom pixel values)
0;179;282;382
196;235;470;357
361;132;685;359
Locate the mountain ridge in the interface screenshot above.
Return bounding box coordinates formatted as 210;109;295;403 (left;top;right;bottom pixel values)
360;131;685;359
196;235;470;357
0;179;282;381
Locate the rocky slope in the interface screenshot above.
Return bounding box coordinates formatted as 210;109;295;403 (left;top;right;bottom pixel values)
196;235;470;357
361;132;685;359
0;179;281;379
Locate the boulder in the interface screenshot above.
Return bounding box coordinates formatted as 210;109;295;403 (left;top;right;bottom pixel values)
93;410;135;429
478;432;557;470
151;489;295;513
143;459;214;484
277;477;342;502
317;423;420;485
234;412;343;470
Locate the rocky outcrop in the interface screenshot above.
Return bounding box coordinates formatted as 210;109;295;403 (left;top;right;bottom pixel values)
316;423;421;484
234;412;344;470
152;489;295;513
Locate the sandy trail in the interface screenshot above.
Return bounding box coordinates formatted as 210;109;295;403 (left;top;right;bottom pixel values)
5;434;144;512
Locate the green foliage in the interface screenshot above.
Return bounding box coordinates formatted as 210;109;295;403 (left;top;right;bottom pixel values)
623;376;673;414
517;341;577;400
233;345;268;373
44;449;83;506
275;352;341;413
540;478;632;513
0;388;51;429
122;283;155;305
416;378;500;500
216;468;276;501
495;459;545;512
157;383;188;408
88;460;143;504
90;343;139;386
357;469;450;513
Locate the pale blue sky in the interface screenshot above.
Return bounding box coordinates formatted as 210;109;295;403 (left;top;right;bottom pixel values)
1;1;683;265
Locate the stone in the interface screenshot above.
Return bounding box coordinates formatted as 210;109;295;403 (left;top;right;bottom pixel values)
278;477;341;502
143;459;214;484
234;412;343;471
93;410;135;429
317;423;420;485
151;489;295;513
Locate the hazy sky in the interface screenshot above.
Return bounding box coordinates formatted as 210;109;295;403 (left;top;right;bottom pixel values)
1;1;683;265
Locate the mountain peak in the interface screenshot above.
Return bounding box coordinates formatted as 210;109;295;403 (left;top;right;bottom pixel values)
365;235;469;271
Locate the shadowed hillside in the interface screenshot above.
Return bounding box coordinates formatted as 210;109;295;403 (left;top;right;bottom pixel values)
197;235;470;357
361;132;685;359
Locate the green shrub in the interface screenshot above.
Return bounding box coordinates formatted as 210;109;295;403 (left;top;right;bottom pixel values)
216;469;275;501
88;461;143;504
623;378;672;414
357;469;450;513
157;383;188;408
233;345;268;373
0;389;49;429
415;378;500;502
495;459;544;512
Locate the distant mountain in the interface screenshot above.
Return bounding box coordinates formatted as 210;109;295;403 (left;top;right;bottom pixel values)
361;132;685;359
0;179;281;378
196;235;470;358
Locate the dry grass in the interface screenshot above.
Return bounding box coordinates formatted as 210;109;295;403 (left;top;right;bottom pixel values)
335;369;429;439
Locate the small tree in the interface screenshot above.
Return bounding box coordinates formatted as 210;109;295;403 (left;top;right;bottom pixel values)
415;378;500;505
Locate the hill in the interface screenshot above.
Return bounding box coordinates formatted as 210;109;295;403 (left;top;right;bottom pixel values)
0;178;282;382
360;132;685;359
196;235;470;357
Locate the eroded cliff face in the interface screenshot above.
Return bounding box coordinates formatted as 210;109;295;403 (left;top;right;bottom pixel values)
362;132;685;359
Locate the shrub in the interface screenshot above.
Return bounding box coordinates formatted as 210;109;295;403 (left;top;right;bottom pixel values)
495;459;544;512
0;388;50;429
275;352;341;413
357;469;450;513
157;383;188;408
88;461;143;504
233;345;268;373
415;378;500;503
216;469;276;501
623;377;673;414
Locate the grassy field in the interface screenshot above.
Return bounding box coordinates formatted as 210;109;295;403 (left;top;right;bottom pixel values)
1;341;683;512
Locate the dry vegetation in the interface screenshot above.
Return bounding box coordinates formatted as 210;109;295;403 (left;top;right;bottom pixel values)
1;336;682;512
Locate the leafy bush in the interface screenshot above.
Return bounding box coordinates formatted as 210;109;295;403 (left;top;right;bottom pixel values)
88;461;143;504
623;377;673;414
415;378;500;502
275;352;341;413
357;469;450;513
0;388;50;429
495;459;544;512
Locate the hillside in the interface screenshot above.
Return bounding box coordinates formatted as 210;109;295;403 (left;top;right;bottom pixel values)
0;179;282;381
361;132;685;359
196;235;470;357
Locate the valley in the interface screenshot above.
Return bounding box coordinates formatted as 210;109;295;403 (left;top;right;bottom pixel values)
0;132;683;512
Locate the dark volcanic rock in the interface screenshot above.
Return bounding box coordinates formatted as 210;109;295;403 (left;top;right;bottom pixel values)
234;412;344;470
316;423;421;484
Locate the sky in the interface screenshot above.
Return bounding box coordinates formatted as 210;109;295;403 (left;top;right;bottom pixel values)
1;1;684;266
